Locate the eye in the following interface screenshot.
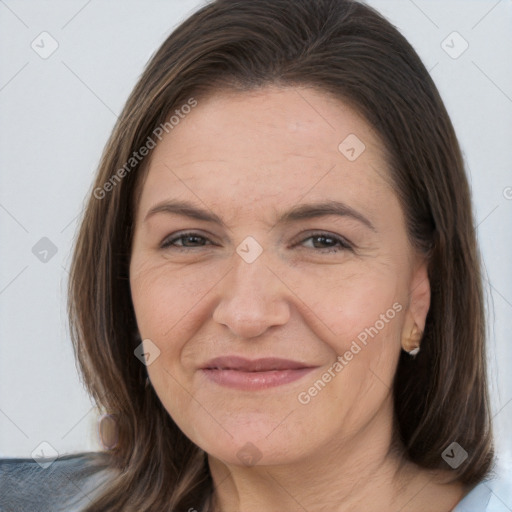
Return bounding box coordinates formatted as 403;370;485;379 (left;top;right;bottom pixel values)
297;232;353;253
160;231;214;250
160;230;354;254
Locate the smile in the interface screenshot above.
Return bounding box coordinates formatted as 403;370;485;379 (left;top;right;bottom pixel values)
201;356;318;390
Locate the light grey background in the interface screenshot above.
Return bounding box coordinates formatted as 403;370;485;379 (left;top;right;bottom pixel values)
1;0;511;477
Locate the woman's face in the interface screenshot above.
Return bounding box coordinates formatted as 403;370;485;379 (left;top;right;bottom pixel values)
129;86;430;466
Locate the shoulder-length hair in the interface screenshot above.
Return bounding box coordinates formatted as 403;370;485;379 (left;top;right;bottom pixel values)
68;0;494;510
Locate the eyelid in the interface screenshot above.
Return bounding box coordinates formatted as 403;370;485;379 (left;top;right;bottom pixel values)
160;230;216;249
291;230;355;251
160;229;355;253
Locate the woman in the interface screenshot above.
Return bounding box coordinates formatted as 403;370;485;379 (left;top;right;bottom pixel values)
1;0;508;510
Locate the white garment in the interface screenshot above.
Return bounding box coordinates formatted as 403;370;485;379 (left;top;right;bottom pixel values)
452;470;512;512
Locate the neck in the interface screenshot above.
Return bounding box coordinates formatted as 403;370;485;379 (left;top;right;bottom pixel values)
206;399;465;512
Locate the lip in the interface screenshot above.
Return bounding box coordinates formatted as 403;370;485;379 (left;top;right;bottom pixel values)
200;356;318;391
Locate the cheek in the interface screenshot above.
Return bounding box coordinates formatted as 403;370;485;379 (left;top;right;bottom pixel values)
130;256;223;341
129;259;222;424
314;277;403;393
336;274;403;350
277;258;404;342
284;262;405;401
293;273;404;436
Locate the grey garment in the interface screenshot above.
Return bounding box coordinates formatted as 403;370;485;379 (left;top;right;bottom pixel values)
0;452;113;512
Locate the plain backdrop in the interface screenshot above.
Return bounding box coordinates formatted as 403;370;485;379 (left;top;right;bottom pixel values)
1;0;511;475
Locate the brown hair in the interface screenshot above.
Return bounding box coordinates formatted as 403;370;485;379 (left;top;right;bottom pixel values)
68;0;494;510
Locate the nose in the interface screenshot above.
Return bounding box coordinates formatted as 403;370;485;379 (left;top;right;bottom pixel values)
212;251;291;339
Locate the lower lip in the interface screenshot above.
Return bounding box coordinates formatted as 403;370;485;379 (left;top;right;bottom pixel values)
201;367;316;390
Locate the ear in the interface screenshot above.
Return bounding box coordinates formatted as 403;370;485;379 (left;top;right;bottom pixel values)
401;258;431;352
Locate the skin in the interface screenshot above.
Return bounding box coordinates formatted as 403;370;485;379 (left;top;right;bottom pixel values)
129;86;468;511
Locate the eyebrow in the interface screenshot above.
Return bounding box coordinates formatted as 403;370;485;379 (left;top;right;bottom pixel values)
144;199;376;231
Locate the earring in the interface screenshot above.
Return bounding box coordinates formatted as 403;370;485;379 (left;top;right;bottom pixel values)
402;324;422;358
408;346;420;357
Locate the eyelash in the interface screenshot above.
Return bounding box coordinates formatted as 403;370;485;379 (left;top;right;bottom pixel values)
160;231;353;254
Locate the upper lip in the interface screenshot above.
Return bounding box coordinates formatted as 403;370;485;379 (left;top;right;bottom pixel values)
202;356;316;372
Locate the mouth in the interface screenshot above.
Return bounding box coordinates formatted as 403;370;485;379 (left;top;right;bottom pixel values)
201;356;318;390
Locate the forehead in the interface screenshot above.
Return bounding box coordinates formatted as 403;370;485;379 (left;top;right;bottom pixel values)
136;86;392;221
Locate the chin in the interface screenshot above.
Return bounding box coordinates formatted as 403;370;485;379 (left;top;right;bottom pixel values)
187;416;313;467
